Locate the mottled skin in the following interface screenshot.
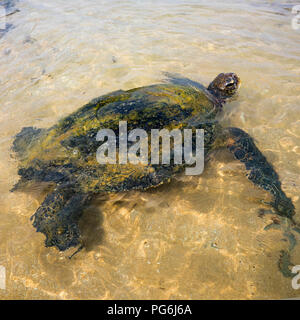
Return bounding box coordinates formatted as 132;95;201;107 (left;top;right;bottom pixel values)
12;73;295;252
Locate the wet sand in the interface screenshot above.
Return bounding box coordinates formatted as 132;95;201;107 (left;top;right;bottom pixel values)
0;0;299;299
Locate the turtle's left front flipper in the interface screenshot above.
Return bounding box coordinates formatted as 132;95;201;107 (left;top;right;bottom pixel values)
221;127;295;220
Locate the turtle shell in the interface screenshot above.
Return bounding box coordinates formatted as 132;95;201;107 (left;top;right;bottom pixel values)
14;84;221;193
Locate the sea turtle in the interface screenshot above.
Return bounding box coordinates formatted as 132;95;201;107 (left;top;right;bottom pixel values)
11;72;296;253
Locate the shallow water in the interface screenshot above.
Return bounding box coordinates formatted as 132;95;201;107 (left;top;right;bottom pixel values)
0;0;300;299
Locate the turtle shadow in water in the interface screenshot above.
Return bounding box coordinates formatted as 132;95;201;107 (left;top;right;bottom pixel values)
162;72;207;91
79;198;105;252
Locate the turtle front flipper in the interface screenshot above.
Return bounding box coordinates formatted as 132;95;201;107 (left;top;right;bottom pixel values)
220;127;295;220
12;127;45;159
31;184;93;251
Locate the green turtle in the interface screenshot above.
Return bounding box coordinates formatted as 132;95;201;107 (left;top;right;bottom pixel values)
11;73;296;252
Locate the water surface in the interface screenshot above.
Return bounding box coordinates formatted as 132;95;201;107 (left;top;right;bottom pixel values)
0;0;300;299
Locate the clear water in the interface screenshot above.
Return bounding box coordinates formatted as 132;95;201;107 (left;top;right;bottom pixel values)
0;0;299;299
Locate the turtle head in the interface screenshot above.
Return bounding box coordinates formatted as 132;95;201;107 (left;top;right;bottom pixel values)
208;73;240;102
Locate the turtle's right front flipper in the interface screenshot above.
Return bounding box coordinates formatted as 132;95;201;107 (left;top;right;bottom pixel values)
31;185;92;251
222;127;295;220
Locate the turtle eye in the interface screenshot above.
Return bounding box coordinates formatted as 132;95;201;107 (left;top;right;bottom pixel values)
57;227;64;235
225;81;235;89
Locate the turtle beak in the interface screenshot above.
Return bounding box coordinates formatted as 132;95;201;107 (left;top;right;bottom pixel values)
234;74;241;89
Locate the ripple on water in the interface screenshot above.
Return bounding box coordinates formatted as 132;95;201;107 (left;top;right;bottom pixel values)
0;0;299;300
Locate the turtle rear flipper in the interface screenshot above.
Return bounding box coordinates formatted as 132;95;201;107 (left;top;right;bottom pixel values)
12;127;45;158
31;184;93;251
